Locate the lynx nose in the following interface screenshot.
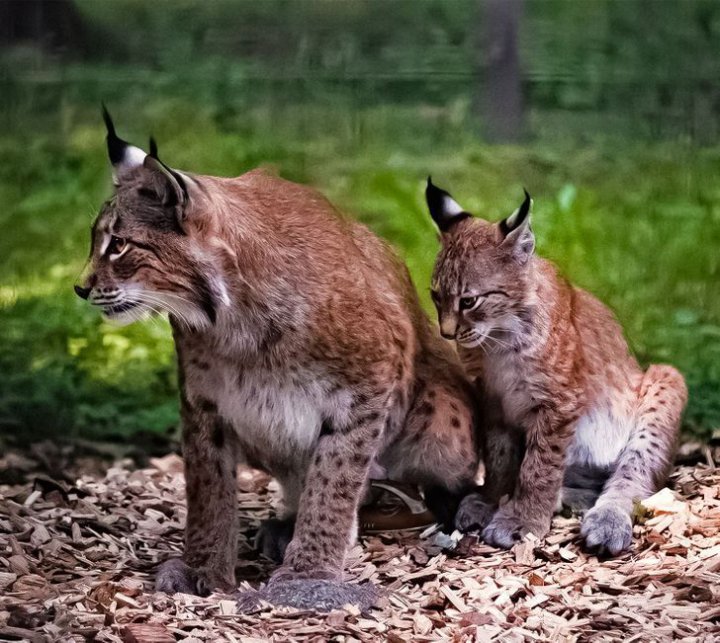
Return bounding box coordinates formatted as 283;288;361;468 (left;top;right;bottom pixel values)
439;316;458;340
74;284;91;300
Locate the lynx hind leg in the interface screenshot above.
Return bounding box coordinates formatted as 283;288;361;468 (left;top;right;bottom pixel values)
387;381;479;529
582;365;687;555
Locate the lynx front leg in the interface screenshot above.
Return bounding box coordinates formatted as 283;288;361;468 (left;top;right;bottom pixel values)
582;365;686;555
156;401;238;595
240;400;387;612
483;409;574;548
278;407;386;579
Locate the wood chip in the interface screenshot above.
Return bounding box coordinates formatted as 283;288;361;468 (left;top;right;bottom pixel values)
122;623;175;643
0;448;718;641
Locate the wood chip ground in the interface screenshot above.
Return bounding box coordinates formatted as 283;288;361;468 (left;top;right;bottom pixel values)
1;446;718;642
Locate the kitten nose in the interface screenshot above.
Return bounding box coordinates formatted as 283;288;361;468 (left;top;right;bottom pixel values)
439;317;458;340
74;284;91;300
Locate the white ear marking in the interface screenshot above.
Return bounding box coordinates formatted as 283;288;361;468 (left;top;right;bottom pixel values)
443;195;464;216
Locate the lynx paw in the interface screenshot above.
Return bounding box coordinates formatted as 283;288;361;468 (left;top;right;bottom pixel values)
454;493;496;533
236;579;379;613
256;517;295;563
155;558;230;596
581;504;632;556
482;506;548;549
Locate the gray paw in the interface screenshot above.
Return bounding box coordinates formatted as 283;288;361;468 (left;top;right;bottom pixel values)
455;493;496;533
256;517;295;563
482;506;548;549
156;558;205;596
581;504;632;556
236;579;378;613
155;558;231;596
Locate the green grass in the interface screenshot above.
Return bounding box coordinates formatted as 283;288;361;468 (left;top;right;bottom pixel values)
1;96;718;443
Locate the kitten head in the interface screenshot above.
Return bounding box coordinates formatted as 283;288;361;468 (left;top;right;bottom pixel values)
425;178;535;349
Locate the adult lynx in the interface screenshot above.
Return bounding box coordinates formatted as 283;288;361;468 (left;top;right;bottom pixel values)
425;179;687;554
74;113;481;609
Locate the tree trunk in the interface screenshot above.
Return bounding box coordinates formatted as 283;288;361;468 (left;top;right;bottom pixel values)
478;0;524;142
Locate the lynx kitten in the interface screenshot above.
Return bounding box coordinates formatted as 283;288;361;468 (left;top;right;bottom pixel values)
425;179;687;554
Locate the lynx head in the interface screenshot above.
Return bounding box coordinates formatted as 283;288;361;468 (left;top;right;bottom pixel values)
74;108;225;329
425;178;535;349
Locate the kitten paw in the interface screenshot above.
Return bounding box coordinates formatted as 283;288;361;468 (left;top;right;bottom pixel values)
454;493;495;532
581;504;632;555
236;579;379;613
256;517;295;563
482;507;548;549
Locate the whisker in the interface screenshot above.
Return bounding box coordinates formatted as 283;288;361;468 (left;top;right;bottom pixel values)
133;292;196;330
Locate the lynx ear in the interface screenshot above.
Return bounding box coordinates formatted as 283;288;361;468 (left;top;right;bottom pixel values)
425;177;470;232
499;189;535;264
102;104;148;184
141;155;187;210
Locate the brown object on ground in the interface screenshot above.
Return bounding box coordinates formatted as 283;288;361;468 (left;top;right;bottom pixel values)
360;481;437;533
0;447;718;641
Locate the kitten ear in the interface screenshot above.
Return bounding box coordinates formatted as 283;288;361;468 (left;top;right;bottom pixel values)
499;189;535;264
425;177;470;232
102;104;148;184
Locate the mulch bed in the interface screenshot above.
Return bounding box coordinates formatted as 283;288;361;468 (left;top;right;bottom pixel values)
1;444;719;642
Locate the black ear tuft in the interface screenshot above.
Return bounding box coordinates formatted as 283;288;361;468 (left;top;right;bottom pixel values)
102;103;130;166
425;177;470;232
148;136;159;159
101;102;116;137
499;188;532;236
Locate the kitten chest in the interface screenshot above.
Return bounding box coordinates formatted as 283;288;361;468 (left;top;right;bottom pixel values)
483;352;534;425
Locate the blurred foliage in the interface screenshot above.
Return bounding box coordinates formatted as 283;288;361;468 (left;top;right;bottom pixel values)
0;0;719;443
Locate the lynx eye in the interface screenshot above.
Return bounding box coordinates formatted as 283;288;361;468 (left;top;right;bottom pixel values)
459;295;480;311
106;235;126;256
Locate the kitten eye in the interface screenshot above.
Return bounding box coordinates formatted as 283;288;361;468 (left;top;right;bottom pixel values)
430;290;441;304
459;295;480;311
107;235;126;256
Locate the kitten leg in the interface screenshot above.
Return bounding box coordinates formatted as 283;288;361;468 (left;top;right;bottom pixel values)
582;365;686;555
157;402;238;595
483;410;574;548
456;421;524;532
